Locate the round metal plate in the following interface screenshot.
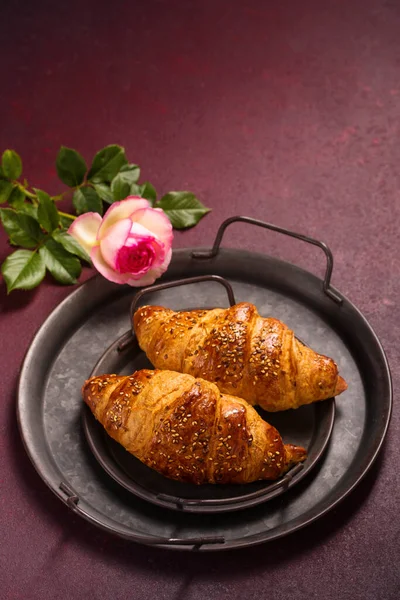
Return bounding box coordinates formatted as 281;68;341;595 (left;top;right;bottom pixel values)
17;248;392;551
82;330;335;514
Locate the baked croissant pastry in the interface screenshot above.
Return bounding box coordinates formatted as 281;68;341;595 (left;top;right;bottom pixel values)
133;302;347;412
83;369;307;485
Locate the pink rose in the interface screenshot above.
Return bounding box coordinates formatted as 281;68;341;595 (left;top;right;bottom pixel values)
68;196;173;286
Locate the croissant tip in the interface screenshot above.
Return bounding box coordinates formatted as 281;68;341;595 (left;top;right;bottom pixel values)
285;444;308;465
81;378;90;397
133;304;163;327
334;375;348;396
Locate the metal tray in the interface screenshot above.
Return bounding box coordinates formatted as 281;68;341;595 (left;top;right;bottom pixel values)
82;275;335;513
17;217;392;551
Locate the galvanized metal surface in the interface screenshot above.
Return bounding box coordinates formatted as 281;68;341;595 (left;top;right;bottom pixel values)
17;246;392;551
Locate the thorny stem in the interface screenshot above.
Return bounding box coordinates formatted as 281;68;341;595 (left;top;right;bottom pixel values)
17;182;69;203
58;211;76;221
17;184;37;202
13;181;76;220
51;191;68;202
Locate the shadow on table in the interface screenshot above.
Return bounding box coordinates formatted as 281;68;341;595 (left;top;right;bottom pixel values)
8;385;387;587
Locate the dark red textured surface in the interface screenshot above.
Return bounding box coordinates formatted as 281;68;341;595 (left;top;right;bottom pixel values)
1;0;399;598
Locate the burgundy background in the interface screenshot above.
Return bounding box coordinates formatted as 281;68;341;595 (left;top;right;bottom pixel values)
1;0;399;598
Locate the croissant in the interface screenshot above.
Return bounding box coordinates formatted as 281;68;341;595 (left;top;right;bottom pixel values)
83;369;307;485
133;302;347;412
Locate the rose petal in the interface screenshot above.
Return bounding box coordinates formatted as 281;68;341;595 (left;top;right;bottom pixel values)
68;212;102;254
125;270;159;288
125;247;172;286
99;218;132;269
133;207;173;245
97;197;150;239
127;221;167;267
160;246;172;270
91;246;132;285
147;240;166;268
129;221;160;238
123;240;167;279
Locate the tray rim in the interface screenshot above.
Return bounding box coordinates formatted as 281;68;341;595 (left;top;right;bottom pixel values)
16;247;393;551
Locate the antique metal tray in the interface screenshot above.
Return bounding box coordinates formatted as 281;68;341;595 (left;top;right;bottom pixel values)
17;217;392;551
82;274;335;514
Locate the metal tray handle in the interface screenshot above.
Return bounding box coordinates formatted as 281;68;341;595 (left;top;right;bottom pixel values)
192;216;342;304
118;275;236;352
59;483;224;548
129;274;236;322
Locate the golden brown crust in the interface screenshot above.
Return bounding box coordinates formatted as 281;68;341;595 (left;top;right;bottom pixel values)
83;369;307;485
133;303;347;411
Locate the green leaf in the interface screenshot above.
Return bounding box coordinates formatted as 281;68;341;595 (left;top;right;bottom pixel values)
56;146;87;187
156;192;211;229
2;150;22;180
39;239;82;285
111;175;132;200
35;189;60;233
1;250;45;293
120;163;140;180
73;187;103;216
0;208;45;248
93;183;114;204
111;164;141;201
130;183;142;196
0;165;4;179
7;186;26;209
17;203;38;220
0;180;14;203
111;178;130;201
52;230;91;263
140;182;157;206
88;145;127;183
